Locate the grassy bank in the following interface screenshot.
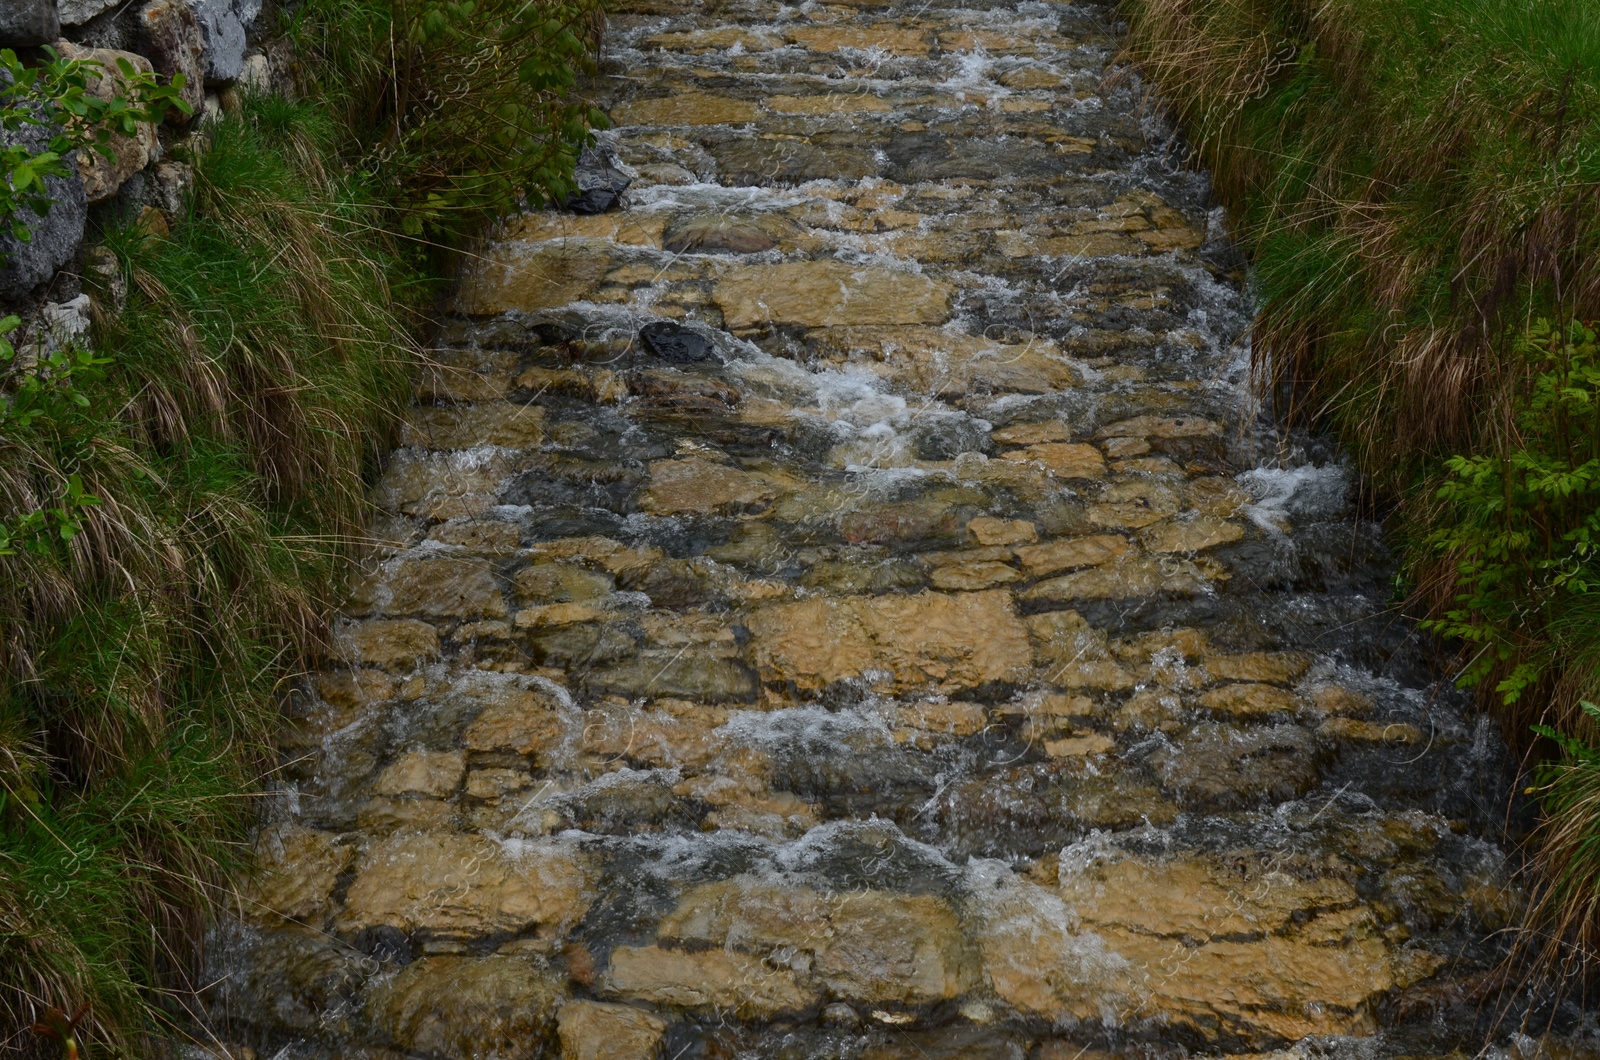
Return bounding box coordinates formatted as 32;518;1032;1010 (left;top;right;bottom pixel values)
1116;0;1600;968
0;1;602;1054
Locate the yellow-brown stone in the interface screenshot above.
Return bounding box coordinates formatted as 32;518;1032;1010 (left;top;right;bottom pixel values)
765;92;894;114
337;619;440;671
402;401;546;449
606;946;816;1017
746;589;1031;694
655;880;981;1004
455;239;621;316
610;90;762;126
243;824;352;924
374;750;467;797
1198;683;1299;718
1097;414;1222;440
351;555;508;619
1015;534;1134;577
992;420;1071;445
967;517;1039;546
715;262;952;331
556;1001;667;1060
339;833;592;939
1206;652;1312;685
1043;733;1115;757
784;24;931;56
640;457;785;515
1319;718;1424;745
463;685;574;758
1309;685;1376;717
929;560;1021;591
999;442;1107;479
1140;515;1244;554
1023;555;1209;603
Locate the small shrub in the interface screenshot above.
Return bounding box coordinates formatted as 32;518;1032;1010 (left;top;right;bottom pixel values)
1424;320;1600;706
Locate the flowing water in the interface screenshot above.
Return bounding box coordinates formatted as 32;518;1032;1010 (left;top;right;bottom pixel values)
208;0;1539;1055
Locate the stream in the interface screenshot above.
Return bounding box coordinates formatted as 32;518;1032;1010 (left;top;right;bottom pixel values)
206;0;1535;1055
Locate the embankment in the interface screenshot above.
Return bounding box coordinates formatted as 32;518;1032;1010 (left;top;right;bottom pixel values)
0;1;601;1053
1118;0;1600;960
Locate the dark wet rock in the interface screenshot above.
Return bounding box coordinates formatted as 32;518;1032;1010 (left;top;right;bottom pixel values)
636;321;713;363
912;415;993;460
584;651;758;703
550;768;703;832
799;555;928;595
708;137;877;186
639;319;716;362
352;925;417;966
0;0;58;46
502;458;644;513
231;928;371;1036
527;617;644;669
566;141;632;214
1151;722;1324;808
860;1026;1027;1060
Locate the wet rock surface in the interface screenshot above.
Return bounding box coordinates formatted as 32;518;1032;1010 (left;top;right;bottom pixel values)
214;0;1524;1056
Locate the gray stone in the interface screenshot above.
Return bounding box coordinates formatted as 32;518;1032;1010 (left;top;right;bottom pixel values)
57;0;120;28
239;52;269;93
0;0;60;46
151;160;194;215
139;0;206;123
565;142;632;215
185;0;263;83
0;102;87;304
82;245;125;315
18;295;93;362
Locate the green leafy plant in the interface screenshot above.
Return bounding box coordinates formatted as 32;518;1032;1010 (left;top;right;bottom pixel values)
1423;321;1600;704
0;314;109;557
1;46;191;265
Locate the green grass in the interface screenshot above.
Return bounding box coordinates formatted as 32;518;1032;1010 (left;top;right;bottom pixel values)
1117;0;1600;969
0;0;607;1046
0;96;419;1056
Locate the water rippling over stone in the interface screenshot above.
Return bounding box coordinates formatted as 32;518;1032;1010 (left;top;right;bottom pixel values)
206;0;1533;1056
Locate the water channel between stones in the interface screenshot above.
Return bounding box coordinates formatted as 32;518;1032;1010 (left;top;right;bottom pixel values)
208;0;1527;1056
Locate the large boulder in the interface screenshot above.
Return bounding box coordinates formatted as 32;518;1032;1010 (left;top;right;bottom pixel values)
0;90;87;303
139;0;206;123
0;0;59;46
185;0;263;83
53;43;158;204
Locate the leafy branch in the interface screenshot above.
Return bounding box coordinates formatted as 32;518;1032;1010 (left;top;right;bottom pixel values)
2;45;192;266
1424;320;1600;703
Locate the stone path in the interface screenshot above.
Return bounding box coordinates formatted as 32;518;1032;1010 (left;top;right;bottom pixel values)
214;0;1520;1056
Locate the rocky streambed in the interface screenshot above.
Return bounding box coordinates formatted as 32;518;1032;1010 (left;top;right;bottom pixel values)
208;0;1529;1056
